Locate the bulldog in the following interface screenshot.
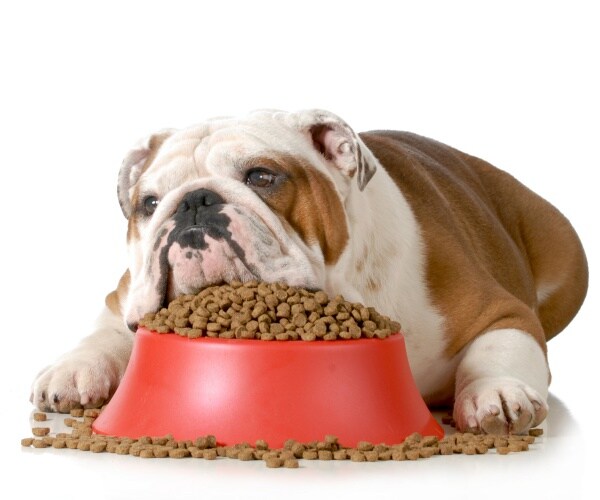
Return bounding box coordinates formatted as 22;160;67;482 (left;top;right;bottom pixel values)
31;109;588;434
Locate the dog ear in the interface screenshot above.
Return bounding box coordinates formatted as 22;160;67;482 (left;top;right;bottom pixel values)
117;129;174;218
293;110;377;191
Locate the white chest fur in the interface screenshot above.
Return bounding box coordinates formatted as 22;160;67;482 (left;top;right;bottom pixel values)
328;168;457;402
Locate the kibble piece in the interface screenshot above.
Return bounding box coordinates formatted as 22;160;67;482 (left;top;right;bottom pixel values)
350;451;366;462
314;291;329;305
91;442;107;453
106;441;118;453
33;412;47;422
290;443;305;458
439;444;453;455
357;441;374;452
115;444;130;455
65;438;79;449
255;439;269;450
494;437;509;448
203;449;218;460
32;427;50;437
303;298;318;312
507;443;524;453
283;458;299;468
52;439;66;449
266;457;283;468
77;440;91;451
169;448;191;458
238;449;255;461
482;436;496;448
300;331;317;341
140;449;155;458
364;451;379;462
21;437;34;447
70;408;84;417
318;450;333;460
463;445;477;455
421;436;439;447
32;439;49;448
292;313;307;327
529;428;544;437
475;444;489;454
302;450;318;460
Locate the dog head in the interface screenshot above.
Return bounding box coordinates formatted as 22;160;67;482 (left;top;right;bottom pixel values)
118;109;378;330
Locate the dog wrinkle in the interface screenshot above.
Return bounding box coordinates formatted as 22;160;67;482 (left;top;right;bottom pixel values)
258;153;349;265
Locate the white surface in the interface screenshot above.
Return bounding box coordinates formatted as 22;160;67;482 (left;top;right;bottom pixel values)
1;1;598;499
7;397;586;500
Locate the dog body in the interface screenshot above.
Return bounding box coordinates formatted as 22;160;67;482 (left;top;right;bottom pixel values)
32;110;587;434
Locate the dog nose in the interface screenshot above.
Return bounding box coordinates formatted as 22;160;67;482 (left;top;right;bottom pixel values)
177;188;226;213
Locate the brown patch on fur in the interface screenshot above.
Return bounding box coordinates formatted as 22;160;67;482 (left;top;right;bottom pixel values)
361;131;587;356
126;131;173;242
250;155;349;265
366;276;381;293
355;246;368;273
355;258;365;274
105;270;131;317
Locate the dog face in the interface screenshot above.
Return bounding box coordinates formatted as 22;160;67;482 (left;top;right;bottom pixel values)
118;110;378;330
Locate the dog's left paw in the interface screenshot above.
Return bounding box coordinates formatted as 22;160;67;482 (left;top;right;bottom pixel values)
453;377;548;434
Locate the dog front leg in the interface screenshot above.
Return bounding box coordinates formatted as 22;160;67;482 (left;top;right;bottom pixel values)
31;307;133;412
453;328;550;434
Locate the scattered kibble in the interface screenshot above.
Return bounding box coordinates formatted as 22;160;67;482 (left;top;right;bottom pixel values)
21;404;542;468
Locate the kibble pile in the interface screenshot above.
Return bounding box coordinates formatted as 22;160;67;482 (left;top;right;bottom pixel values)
22;409;542;468
139;281;401;341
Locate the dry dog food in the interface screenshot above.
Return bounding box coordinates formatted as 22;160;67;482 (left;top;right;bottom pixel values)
139;281;401;341
22;409;542;468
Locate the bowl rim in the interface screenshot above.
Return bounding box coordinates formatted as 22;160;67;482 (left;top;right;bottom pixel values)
136;326;403;346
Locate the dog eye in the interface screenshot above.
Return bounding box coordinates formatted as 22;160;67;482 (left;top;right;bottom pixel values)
245;168;277;188
142;195;159;216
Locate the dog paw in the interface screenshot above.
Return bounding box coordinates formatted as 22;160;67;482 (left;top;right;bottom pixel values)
31;350;121;413
453;377;548;434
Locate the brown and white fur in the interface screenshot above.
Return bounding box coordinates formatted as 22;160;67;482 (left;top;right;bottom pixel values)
31;109;588;434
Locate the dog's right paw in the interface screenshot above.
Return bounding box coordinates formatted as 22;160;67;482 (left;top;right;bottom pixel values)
31;350;121;413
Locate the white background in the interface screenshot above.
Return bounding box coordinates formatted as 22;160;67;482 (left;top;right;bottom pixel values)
1;1;598;498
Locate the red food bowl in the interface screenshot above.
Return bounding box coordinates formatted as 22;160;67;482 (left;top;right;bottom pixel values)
93;327;443;448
